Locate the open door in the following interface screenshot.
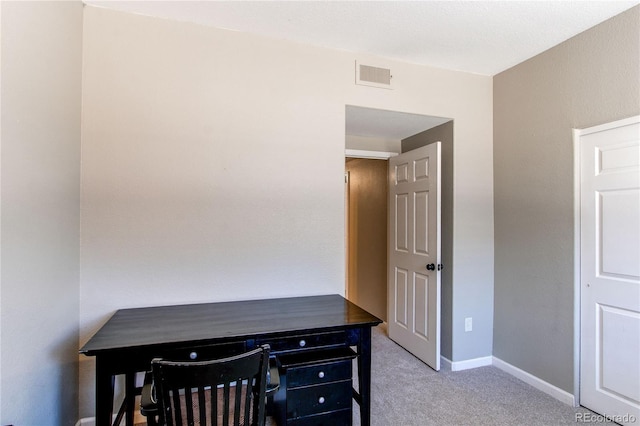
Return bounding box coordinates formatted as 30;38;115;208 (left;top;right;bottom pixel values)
388;142;441;370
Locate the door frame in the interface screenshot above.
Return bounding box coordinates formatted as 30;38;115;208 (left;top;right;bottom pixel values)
572;114;640;407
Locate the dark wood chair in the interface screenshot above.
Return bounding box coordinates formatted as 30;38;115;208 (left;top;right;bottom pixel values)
141;344;277;426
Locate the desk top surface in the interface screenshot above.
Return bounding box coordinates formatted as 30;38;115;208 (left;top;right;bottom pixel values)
80;294;382;356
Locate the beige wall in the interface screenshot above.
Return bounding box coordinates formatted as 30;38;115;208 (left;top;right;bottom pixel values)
493;6;640;393
79;5;493;416
1;1;83;424
345;158;388;321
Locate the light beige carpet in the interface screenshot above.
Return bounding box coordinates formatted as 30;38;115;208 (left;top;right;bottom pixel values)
350;324;614;426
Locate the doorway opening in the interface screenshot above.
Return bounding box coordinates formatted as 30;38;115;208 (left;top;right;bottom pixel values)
344;105;453;349
345;157;389;321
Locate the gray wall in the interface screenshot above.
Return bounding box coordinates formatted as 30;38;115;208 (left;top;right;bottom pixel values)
493;6;640;393
1;1;83;424
402;121;455;360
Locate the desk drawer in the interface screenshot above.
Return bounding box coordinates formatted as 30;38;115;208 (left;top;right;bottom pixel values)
286;380;352;419
286;408;351;426
278;347;356;388
161;341;246;362
258;330;347;353
287;359;352;388
107;341;247;374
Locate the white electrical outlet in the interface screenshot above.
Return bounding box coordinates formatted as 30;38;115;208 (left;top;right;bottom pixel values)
465;317;473;332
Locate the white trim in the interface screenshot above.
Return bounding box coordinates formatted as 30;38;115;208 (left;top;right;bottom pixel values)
577;115;640;136
345;170;350;300
450;356;492;371
345;149;398;159
76;417;96;426
493;356;575;406
441;355;492;371
572;127;582;408
440;356;452;371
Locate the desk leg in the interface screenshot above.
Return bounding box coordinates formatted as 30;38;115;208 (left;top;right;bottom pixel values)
95;357;115;426
357;327;372;426
125;373;136;425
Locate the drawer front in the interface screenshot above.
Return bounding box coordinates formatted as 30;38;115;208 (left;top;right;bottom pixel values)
286;380;352;419
287;359;352;388
258;331;347;353
160;341;247;362
104;341;247;374
286;408;351;426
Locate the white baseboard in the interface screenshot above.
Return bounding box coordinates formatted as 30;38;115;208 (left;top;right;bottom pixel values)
492;356;575;406
76;417;96;426
441;355;493;371
440;356;452;370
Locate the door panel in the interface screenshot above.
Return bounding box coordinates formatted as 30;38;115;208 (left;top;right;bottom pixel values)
395;267;409;328
600;189;640;278
580;117;640;425
415;191;429;255
414;273;429;339
388;143;441;370
600;306;640;402
395;194;409;252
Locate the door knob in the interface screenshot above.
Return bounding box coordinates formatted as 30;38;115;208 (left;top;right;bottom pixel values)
426;263;435;271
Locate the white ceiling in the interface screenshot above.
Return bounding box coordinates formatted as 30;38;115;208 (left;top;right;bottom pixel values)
84;0;638;139
85;0;638;76
346;106;451;140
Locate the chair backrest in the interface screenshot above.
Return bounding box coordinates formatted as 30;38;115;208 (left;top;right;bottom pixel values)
151;345;270;426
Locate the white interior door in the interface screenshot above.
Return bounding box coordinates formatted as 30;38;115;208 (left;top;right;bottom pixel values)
388;142;441;371
579;116;640;425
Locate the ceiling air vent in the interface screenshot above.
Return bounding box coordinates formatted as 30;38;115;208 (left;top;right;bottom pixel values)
356;61;393;89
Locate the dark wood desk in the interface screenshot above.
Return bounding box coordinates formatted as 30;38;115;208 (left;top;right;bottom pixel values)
80;294;382;426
